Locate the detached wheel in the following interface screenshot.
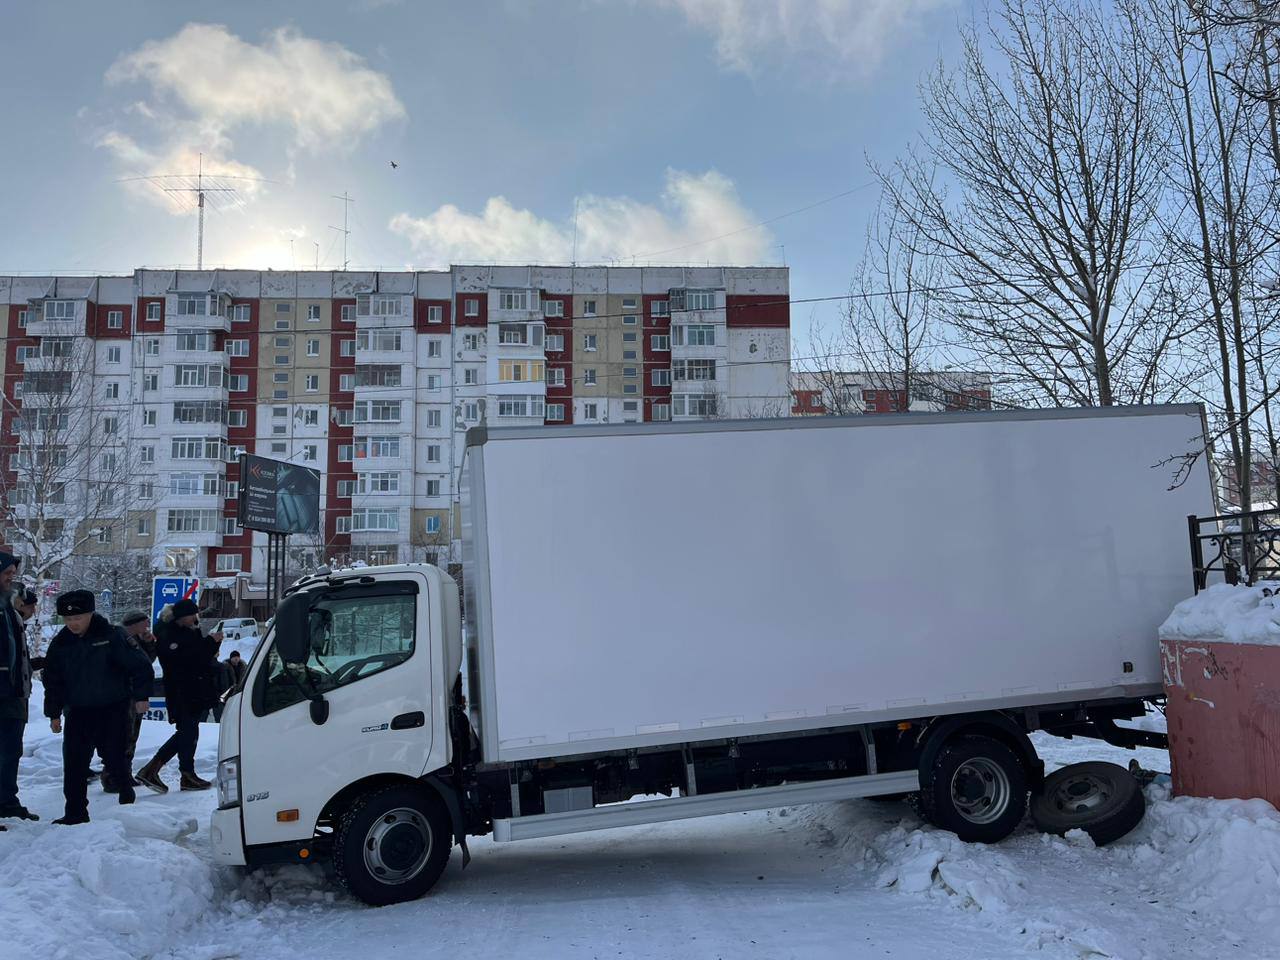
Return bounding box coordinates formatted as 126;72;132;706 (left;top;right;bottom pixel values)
1031;761;1145;847
334;784;452;906
921;736;1028;843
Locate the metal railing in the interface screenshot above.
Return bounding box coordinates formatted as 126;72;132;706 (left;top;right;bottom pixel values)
1188;508;1280;592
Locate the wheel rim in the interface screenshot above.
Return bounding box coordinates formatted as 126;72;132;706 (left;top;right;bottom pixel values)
1050;772;1113;817
363;807;433;885
949;757;1011;825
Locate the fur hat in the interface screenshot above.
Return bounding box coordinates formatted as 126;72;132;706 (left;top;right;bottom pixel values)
172;598;200;619
56;589;95;616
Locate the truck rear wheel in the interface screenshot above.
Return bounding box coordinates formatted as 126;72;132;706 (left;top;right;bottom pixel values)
921;736;1027;843
334;784;452;906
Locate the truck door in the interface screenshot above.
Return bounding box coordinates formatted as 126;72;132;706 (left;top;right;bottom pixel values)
238;575;436;848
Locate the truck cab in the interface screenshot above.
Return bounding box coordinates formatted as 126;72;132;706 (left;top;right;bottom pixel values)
211;564;462;895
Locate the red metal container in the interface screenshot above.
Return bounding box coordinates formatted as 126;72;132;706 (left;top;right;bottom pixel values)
1161;637;1280;806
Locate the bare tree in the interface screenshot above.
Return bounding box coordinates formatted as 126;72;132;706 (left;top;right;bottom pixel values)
881;0;1187;407
0;336;139;651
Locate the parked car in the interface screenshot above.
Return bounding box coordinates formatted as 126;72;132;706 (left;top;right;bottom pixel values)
214;617;259;642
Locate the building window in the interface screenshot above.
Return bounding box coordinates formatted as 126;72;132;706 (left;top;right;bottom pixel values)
271;442;286;454
40;337;73;358
146;302;161;321
175;295;207;317
143;409;158;426
215;554;242;573
226;339;249;357
426;479;442;497
341;304;355;323
304;338;319;357
463;333;481;351
673;359;717;382
139;480;155;500
356;330;402;352
623;331;637;342
139;444;154;464
228;374;248;392
275;318;290;331
427;409;442;428
361;472;400;494
224;516;241;536
464;401;479;422
652;403;671;421
623;314;637;326
44;300;77;320
424;515;442;535
543;299;564;318
498;289;529;311
674;324;716;347
307;304;321;321
105;382;120;400
107;346;122;363
274;372;289;383
651;300;669;317
546;402;565;421
231;303;251;323
101;416;119;436
337;479;357;497
651;334;671;351
684;290;716;311
498;360;544;383
623;384;637;394
334;407;353;426
583;334;597;351
354;399;402;423
274;355;289;366
338;445;353;463
584;369;597;386
275;303;291;314
496;396;545;419
427;304;443;324
427;339;442;358
339;373;355;391
464;298;479;317
228;409;247;427
137;517;152;536
176;330;213;353
358;294;403;318
349;509;399;532
426;444;441;463
464;368;478;385
583;300;597;317
304;444;317;462
145;338;160;356
272;425;288;436
547;367;565;387
583;402;599;421
304;409;319;426
673;394;718;417
622;297;637;310
546;333;564;352
96;526;112;544
166;508;219;533
107;310;123;329
651;369;671;387
305;374;319;392
17;309;28;328
426;374;442;391
226;480;239;500
144;373;159;392
171;436;225;460
358;436;401;458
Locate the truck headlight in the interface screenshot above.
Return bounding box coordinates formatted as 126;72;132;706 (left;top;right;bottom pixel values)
217;757;240;809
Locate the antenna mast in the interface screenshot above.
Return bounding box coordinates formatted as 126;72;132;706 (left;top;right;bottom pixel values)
330;192;354;270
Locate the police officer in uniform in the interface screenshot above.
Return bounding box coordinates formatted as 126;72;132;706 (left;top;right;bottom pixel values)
43;590;153;825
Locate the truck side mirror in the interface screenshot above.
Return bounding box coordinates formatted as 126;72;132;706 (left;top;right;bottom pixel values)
274;593;311;665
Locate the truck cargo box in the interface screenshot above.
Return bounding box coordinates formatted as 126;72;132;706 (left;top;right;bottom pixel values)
461;406;1213;764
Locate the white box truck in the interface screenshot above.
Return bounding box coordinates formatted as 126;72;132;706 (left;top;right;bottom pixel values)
210;406;1213;905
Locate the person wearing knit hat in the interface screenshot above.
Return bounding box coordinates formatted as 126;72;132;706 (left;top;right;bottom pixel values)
108;609;159;790
43;589;153;824
0;553;35;824
136;599;222;793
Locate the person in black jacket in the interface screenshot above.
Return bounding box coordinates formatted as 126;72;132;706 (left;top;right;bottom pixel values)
43;590;153;825
100;610;159;792
211;650;247;721
0;554;36;825
136;598;221;793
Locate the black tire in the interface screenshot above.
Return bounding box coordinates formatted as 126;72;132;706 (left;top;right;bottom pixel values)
1030;761;1145;847
334;783;452;906
920;736;1028;843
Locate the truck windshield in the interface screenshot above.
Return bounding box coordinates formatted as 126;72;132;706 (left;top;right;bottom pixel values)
256;581;418;715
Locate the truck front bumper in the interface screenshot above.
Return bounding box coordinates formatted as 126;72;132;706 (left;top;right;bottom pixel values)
210;807;247;866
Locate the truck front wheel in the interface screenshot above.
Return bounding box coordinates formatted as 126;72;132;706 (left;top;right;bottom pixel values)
334;784;452;906
920;736;1027;843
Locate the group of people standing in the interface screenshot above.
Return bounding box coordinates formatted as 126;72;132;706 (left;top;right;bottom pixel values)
0;551;247;826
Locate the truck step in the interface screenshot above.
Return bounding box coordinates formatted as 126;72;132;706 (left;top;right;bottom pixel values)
491;769;920;842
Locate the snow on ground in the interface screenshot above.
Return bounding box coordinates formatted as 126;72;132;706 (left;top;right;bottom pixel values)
2;693;1278;960
1159;581;1280;646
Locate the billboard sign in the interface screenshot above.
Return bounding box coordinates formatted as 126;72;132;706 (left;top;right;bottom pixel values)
152;576;199;626
237;454;321;535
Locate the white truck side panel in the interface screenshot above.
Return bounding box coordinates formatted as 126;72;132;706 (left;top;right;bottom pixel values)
466;407;1213;763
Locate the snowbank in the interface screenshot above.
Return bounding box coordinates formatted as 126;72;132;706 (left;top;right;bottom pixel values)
1159;582;1280;646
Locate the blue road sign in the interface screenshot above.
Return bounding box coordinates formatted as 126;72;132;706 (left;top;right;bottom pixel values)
151;576;199;626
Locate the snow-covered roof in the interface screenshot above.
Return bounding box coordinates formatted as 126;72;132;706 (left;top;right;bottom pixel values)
1159;582;1280;646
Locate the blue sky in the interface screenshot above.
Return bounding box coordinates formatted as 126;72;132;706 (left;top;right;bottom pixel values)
0;0;967;346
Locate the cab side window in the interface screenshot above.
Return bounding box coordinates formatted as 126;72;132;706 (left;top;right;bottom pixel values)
259;587;416;715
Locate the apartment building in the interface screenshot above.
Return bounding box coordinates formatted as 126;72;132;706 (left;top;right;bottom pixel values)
790;370;994;417
0;266;790;612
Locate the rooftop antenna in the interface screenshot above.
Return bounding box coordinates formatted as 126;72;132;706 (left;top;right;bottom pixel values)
116;153;273;269
330;192;354;270
571;196;580;267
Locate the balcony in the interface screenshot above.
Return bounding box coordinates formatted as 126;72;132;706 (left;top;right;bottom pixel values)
167;293;232;332
25;300;84;337
494;321;545;354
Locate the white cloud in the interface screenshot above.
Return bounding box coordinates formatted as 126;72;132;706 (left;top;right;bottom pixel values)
649;0;952;77
106;23;405;151
99;24;403;213
389;169;773;266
